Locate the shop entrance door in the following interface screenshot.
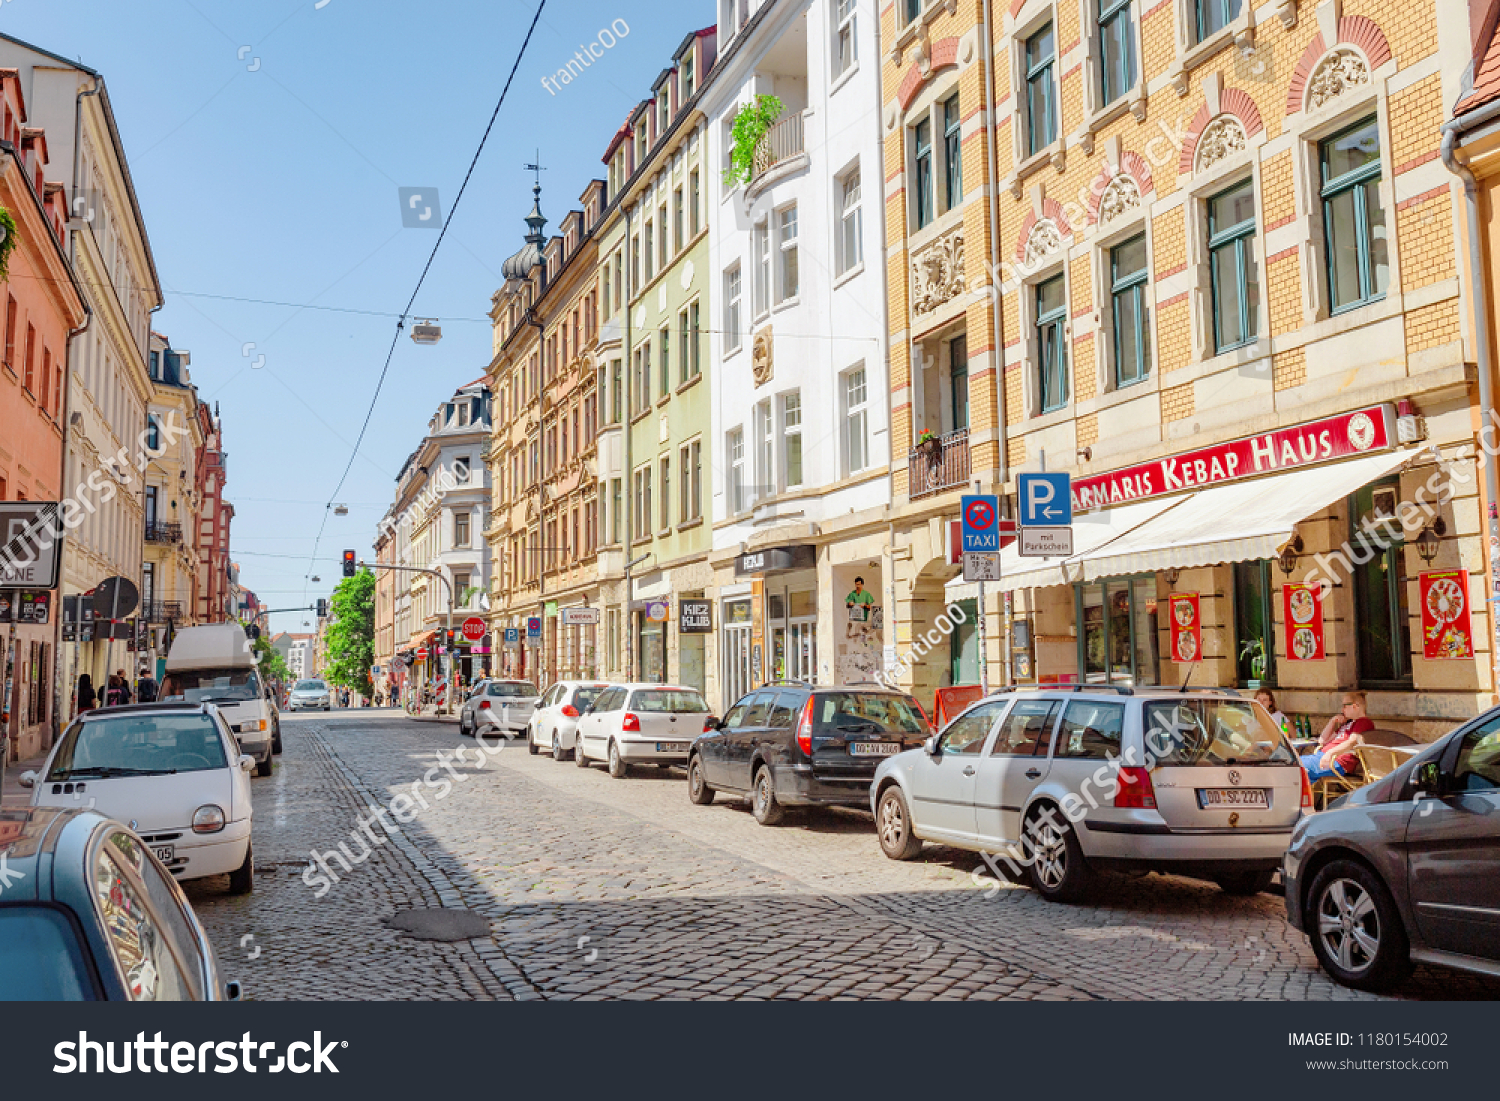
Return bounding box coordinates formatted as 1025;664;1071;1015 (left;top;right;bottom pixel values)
1077;577;1159;687
723;600;753;704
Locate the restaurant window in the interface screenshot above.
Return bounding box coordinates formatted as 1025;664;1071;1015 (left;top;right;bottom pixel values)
1195;0;1241;42
1077;577;1159;687
1320;117;1387;314
1110;234;1149;387
949;597;978;685
1208;180;1259;352
1036;275;1069;412
1351;480;1412;686
1025;23;1057;156
1098;0;1136;105
1234;559;1275;687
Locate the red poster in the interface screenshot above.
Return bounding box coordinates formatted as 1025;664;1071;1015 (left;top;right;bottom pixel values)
1168;592;1201;663
1420;570;1474;660
1283;582;1326;661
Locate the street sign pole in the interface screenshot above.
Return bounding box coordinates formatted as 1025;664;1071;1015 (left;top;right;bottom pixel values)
977;577;988;696
101;582;122;705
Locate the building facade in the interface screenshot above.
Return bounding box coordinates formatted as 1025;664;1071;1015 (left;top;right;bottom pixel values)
194;402;233;624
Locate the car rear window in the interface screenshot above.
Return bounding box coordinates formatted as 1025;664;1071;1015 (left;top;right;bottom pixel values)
159;668;260;704
1057;701;1126;760
489;682;538;698
571;685;607;710
0;907;95;1000
631;689;710;713
1142;699;1296;767
814;693;927;735
49;714;229;779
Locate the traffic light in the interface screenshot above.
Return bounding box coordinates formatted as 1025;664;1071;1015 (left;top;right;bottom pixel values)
316;598;328;619
342;550;357;577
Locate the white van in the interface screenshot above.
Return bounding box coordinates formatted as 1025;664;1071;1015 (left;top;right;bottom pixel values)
159;624;275;776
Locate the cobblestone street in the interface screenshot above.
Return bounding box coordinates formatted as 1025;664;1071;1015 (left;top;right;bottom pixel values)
185;712;1500;1002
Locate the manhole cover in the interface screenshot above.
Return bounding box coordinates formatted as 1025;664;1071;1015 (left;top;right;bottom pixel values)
386;908;491;942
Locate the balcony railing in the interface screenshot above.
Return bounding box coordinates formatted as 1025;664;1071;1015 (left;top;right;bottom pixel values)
751;114;804;184
144;520;183;545
142;600;184;623
908;427;971;500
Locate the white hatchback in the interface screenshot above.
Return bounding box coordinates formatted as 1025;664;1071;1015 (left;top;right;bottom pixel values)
527;681;611;760
22;703;256;893
574;684;716;778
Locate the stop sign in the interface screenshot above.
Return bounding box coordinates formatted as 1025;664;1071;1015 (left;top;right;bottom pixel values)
461;616;486;641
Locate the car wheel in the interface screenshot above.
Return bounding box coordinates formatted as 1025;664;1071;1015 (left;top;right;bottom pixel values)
1024;806;1095;903
273;735;282;755
324;705;331;712
1306;859;1412;992
255;755;273;778
1215;870;1276;896
552;734;566;762
687;754;715;806
751;765;784;826
876;785;922;860
527;727;539;755
228;843;254;895
575;737;590;768
607;740;628;779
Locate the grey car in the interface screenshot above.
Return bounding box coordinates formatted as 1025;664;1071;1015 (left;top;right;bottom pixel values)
457;679;540;737
1284;707;1500;992
288;678;332;711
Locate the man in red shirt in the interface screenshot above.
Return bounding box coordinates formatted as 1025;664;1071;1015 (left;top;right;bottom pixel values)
1302;691;1373;781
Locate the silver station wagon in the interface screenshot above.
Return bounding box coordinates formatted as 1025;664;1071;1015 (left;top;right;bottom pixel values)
871;687;1310;902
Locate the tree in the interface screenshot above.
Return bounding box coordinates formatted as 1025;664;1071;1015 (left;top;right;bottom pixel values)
252;634;292;685
324;569;376;698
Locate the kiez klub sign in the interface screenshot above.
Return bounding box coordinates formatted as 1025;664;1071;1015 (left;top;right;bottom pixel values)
1070;405;1397;512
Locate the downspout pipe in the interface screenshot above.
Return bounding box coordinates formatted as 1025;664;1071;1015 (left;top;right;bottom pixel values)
981;0;1011;687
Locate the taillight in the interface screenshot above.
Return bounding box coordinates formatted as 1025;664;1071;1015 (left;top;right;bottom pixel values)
562;704;580;718
622;712;641;732
796;697;814;756
1301;767;1314;810
480;700;492;710
1114;766;1157;809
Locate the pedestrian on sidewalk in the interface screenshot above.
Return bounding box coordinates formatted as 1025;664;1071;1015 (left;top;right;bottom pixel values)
76;674;97;713
136;669;158;703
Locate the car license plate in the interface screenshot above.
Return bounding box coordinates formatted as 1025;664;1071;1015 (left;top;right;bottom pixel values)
153;845;175;864
1198;788;1269;808
655;742;686;753
849;742;900;757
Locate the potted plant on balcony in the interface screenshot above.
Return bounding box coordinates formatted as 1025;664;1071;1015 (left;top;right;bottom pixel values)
915;428;941;458
722;94;784;188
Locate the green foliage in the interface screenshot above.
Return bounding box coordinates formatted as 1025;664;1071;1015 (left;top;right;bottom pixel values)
324;569;376;698
721;95;785;188
0;206;15;282
252;634;292;685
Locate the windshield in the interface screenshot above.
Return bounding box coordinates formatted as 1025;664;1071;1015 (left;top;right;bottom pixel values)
159;667;260;704
488;682;538;698
572;686;607;711
0;907;94;1000
293;679;326;692
814;693;928;735
48;714;230;778
631;689;710;713
1142;699;1296;767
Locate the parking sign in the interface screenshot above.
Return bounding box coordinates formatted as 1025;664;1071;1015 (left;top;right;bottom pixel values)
1018;473;1072;527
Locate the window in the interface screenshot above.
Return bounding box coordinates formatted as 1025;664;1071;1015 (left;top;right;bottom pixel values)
659;457;671;530
777;205;799;303
949;334;969;429
658;91;670;136
1036;275;1069;411
1195;0;1241;42
782;392;803;489
602;264;611;317
22;322;34;394
146;414;161;452
902;0;922;25
1098;0;1136;105
1078;576;1160;686
614;251;624;309
1233;559;1275;687
674;187;685;251
943;95;963;209
684;439;703;520
634;466;652;540
455;511;471;548
658;202;669;266
1351;480;1411;685
643;222;655;281
727;427;746;513
753;221;771;316
611;478;622;542
938;701;1005;754
610;359;623;423
631;233;641;289
681;52;696;99
453;571;471;599
453;456;470;483
1025;23;1057;156
633;343;651;411
724;265;743;351
1321;117;1388;313
1110;234;1149;387
913;118;934;229
843;367;869;473
755;400;773;501
1056;701;1126;759
834;0;857;78
992;699;1060;756
1453;723;1500;791
690;169;701;236
1208;180;1259;352
837;168;863;275
659;326;671;397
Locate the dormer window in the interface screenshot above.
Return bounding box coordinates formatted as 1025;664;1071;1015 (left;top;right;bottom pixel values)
658;89;671;134
681;52;696;99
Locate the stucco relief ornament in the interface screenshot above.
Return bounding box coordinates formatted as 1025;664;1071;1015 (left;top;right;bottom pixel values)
1195;116;1248;172
1307;49;1370;111
752;326;773;386
1097;173;1141;224
1022;219;1062;266
911;232;965;316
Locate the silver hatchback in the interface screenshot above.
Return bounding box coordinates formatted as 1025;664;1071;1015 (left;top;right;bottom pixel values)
871;688;1309;902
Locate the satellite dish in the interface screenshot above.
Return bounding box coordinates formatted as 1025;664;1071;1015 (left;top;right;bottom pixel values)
411;318;442;345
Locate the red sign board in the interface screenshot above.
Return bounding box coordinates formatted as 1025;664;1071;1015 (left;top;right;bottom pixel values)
948;518;1017;565
1420;570;1474;660
461;616;486;641
415;648;430;660
1071;404;1396;512
1168;592;1201;663
1283;583;1326;661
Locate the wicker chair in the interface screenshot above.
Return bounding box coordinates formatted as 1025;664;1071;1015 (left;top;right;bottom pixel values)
1353;744;1406;784
1310;770;1359;811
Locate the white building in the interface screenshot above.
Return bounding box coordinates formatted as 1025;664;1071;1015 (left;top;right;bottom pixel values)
703;0;893;696
288;637;315;680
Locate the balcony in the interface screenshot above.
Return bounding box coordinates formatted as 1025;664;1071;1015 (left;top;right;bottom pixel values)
143;600;184;623
144;520;183;545
908;427;971;500
747;114;806;199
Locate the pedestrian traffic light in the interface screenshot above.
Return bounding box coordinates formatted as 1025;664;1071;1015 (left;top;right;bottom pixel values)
316;598;328;618
342;550;357;577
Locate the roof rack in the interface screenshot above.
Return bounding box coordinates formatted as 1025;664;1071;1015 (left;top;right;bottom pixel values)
984;684;1136;696
761;679;813;689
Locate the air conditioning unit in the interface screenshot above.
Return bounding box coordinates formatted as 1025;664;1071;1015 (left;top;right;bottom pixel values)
411;319;442;345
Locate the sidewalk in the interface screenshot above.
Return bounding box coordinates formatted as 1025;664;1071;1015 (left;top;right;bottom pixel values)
1;754;48;809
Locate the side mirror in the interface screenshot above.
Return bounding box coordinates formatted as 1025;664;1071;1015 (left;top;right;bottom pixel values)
18;770;36;789
1413;760;1445;799
238;755;255;772
923;736;940;757
224;980;243;1002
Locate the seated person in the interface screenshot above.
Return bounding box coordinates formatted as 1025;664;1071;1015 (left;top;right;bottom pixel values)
1302;691;1372;782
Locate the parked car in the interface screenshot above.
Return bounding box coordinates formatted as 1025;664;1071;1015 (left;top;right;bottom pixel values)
0;807;241;1001
287;678;332;712
576;684;715;777
527;680;610;759
871;687;1309;902
1284;707;1500;992
689;683;931;825
158;624;275;776
21;702;256;893
458;679;540;737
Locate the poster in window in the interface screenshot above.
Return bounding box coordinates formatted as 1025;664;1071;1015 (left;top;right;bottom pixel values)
1420;569;1474;660
1168;592;1201;663
1282;582;1325;661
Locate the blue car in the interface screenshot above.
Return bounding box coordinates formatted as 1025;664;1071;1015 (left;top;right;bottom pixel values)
0;807;239;1001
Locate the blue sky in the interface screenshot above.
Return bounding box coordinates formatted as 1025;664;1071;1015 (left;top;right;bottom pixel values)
5;0;706;634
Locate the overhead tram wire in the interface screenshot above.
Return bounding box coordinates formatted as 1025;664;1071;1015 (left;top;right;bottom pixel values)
295;0;549;612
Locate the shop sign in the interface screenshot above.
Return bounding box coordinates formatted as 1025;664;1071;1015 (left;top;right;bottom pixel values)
646;600;670;623
1071;404;1396;512
0;590;52;624
1168;592;1201;663
1283;583;1326;661
734;545;816;577
679;600;712;633
561;607;600;626
1420;569;1474;660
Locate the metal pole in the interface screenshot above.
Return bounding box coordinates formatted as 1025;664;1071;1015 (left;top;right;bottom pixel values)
1;600;14;779
72;595;83;720
623;203;635;684
102;583;121;704
978;577;988;695
445;580;454;716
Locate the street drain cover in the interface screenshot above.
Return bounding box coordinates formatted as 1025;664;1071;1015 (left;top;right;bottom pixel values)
386;908;491;942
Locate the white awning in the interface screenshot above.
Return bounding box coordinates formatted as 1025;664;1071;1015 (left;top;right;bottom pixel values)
1081;448;1420;580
